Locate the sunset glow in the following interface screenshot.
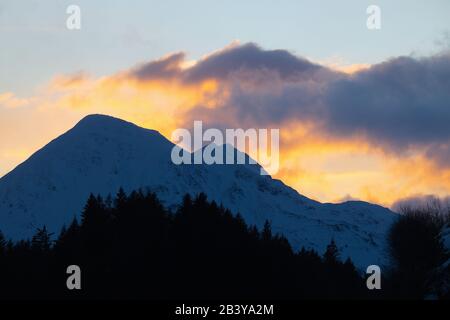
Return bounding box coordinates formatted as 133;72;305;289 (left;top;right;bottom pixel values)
1;43;449;208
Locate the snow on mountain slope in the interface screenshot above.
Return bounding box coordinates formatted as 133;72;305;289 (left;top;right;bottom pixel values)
0;114;397;269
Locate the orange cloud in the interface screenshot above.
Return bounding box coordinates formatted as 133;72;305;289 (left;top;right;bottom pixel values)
273;120;450;206
1;44;449;208
0;92;32;109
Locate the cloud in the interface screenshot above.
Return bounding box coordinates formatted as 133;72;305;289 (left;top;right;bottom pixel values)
336;194;361;203
183;42;326;83
426;143;450;168
325;54;450;153
391;194;450;213
0;92;32;109
130;52;186;81
129;43;333;84
1;42;450;206
175;45;450;169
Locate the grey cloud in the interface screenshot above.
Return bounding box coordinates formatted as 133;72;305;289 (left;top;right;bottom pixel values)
130;52;185;80
183;43;325;83
184;48;450;167
130;43;329;83
129;43;450;168
425;143;450;168
325;55;450;151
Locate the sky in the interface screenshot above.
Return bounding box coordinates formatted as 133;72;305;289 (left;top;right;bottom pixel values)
1;0;450;208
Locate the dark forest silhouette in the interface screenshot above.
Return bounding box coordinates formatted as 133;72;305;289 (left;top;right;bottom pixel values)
387;205;449;299
0;189;367;300
0;189;448;300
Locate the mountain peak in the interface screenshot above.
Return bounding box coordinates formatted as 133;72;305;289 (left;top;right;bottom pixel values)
70;114;163;140
0;115;396;269
74;114;138;130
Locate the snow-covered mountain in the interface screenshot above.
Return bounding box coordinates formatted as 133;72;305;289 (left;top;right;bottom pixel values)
0;114;397;269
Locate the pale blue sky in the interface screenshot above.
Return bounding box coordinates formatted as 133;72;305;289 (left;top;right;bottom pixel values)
1;0;450;95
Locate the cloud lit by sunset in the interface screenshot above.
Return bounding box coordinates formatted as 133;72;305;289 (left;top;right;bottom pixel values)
4;1;450;303
1;42;449;208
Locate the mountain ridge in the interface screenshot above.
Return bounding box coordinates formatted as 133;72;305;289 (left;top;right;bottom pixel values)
0;114;397;269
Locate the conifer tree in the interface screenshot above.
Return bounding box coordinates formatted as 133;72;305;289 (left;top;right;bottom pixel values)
262;220;272;241
0;230;6;256
31;226;53;252
114;187;127;211
81;194;107;229
324;239;340;264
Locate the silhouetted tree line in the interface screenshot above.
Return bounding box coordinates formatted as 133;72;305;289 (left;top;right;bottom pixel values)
387;204;450;299
0;189;370;300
